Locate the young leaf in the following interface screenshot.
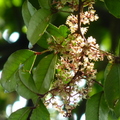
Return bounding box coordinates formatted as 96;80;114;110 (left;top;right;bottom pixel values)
38;0;51;9
22;0;37;27
9;107;31;120
27;8;52;45
30;99;50;120
104;0;120;18
104;63;120;117
59;25;70;38
33;53;57;94
0;49;36;92
86;92;109;120
47;24;69;43
15;71;38;99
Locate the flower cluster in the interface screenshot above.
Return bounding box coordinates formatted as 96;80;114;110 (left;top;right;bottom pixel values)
45;3;105;117
81;5;99;24
66;5;99;33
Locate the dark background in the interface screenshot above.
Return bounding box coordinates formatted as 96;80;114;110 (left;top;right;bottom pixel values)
0;0;120;120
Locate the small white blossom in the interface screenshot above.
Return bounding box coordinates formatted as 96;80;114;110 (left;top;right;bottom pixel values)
45;2;105;117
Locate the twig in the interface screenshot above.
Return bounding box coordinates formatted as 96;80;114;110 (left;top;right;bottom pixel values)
35;49;51;55
92;79;103;87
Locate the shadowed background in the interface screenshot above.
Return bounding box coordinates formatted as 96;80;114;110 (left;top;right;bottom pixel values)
0;0;120;120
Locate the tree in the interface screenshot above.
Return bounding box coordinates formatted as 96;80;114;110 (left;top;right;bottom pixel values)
0;0;120;120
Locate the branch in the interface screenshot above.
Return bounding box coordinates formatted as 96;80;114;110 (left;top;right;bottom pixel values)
92;79;103;87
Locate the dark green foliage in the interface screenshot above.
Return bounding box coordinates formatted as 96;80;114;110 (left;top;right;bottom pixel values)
104;0;120;18
0;0;120;120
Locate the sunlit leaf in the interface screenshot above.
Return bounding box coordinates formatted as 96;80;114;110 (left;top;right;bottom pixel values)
38;0;51;9
33;53;57;94
59;25;70;38
27;9;51;45
104;0;120;18
9;107;31;120
0;49;36;92
104;63;120;117
86;92;109;120
30;99;50;120
22;0;37;27
47;24;70;43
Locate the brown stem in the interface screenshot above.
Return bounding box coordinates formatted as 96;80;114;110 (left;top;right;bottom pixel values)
35;49;51;55
77;0;83;35
73;0;86;41
92;79;103;87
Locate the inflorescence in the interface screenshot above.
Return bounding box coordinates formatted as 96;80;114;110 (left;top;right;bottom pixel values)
44;1;113;117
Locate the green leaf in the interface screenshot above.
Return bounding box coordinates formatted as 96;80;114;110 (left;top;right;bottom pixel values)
27;9;51;45
114;101;120;118
0;49;36;92
104;63;120;117
37;32;51;49
38;0;51;9
33;53;57;94
47;24;69;43
86;92;109;120
22;0;37;27
18;54;38;93
104;0;120;18
108;110;119;120
30;99;50;120
104;63;113;80
59;25;70;38
15;72;38;99
9;107;31;120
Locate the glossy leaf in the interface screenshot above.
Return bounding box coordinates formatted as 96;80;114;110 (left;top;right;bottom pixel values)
27;9;51;45
1;49;36;92
86;92;109;120
104;0;120;18
18;53;38;93
38;0;51;9
22;0;37;27
104;63;120;117
33;53;57;94
30;99;50;120
18;69;38;94
47;24;69;43
9;107;31;120
15;72;37;99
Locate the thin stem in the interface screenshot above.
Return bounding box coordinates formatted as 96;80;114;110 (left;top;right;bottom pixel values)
74;0;86;41
92;79;103;87
35;49;51;55
78;0;82;32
